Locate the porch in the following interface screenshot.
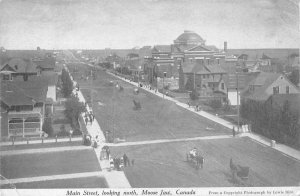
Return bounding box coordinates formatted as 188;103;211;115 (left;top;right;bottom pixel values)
8;107;43;138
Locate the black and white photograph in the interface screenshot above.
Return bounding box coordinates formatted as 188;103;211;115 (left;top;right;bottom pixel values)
0;0;299;195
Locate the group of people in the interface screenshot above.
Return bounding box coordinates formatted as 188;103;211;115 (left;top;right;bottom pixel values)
84;111;95;125
187;102;201;112
112;153;134;170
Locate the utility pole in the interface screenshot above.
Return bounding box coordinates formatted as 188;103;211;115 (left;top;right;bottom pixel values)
194;71;196;90
236;72;240;132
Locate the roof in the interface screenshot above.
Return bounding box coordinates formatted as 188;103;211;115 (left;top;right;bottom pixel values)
34;57;56;69
174;30;205;45
182;61;209;74
242;72;282;101
182;61;225;74
261;53;272;60
227;48;299;62
205;65;226;74
9;78;48;103
0;82;35;106
248;72;280;86
153;45;171;53
1;58;37;73
223;72;259;89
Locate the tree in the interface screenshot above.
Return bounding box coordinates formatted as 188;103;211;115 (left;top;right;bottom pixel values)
42;117;54;136
64;95;86;131
209;99;222;110
61;68;74;97
189;89;199;100
288;69;299;86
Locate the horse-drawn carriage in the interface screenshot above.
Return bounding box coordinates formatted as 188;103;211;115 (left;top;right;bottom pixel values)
186;148;204;169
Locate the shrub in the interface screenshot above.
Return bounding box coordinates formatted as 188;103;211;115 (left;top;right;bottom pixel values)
189;90;199;100
42;118;54;136
209;99;222;110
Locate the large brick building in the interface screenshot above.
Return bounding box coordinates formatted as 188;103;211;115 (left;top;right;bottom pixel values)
147;30;232;94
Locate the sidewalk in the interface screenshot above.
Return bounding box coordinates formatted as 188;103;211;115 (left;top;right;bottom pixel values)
106;135;232;147
65;65;132;188
0;137;82;147
0;145;91;156
0;171;102;185
108;71;300;161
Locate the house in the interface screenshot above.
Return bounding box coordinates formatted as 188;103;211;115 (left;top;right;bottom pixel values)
33;56;56;73
223;72;259;105
0;80;48;138
181;59;227;96
0;58;38;81
242;72;300;102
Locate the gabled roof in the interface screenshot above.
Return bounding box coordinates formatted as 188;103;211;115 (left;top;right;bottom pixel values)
152;45;171;53
187;45;212;52
242;72;282;101
182;61;209;74
205;65;226;74
261;53;272;60
1;58;37;73
248;72;280;86
182;61;225;74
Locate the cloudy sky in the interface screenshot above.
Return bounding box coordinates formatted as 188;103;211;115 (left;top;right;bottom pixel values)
0;0;299;49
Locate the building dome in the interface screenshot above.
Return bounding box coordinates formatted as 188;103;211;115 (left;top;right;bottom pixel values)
174;30;205;46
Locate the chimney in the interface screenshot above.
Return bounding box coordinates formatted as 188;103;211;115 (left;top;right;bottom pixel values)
224;41;227;52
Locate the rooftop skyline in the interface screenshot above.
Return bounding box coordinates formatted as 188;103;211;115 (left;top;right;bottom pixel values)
0;0;299;50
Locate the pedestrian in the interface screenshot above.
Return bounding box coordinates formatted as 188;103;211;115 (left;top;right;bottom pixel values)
187;102;190;108
85;117;88;125
131;159;135;166
89;115;93;125
123;154;128;167
106;148;110;159
232;127;236;137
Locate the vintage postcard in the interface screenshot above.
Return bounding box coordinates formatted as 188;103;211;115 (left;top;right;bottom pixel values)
0;0;299;196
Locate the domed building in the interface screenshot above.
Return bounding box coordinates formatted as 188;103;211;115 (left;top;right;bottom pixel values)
174;30;206;46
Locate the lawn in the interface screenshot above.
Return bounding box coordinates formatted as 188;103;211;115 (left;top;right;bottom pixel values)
109;137;300;187
69;63;231;142
2;176;108;189
0;149;100;179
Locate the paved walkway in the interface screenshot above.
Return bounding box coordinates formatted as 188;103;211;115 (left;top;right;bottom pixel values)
108;71;300;161
107;135;232;147
0;171;102;185
0;137;82;147
0;145;91;156
65;65;132;188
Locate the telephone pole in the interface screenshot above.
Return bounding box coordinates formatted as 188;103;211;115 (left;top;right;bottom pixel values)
236;72;240;132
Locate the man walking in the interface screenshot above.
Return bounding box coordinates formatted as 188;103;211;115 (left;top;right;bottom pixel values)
232;127;236;137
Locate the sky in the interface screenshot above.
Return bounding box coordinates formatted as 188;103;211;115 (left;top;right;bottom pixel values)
0;0;299;49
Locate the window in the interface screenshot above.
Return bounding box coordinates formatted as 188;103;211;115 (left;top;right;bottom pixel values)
221;83;224;90
286;86;289;94
3;74;10;80
273;86;279;95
